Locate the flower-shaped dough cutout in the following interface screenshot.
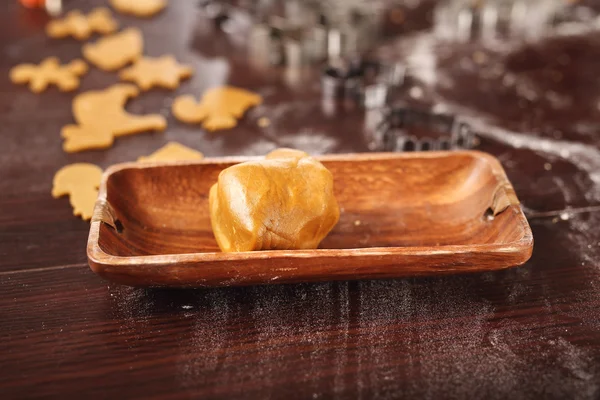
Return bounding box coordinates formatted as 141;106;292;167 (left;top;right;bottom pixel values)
83;28;143;71
138;142;204;163
46;8;118;40
110;0;166;17
172;86;262;131
52;163;103;220
61;84;167;153
10;57;88;93
119;56;193;90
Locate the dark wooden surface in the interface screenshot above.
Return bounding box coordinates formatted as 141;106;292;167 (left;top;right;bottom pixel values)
1;0;600;398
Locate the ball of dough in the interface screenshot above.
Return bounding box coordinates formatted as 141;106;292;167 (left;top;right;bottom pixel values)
209;149;340;252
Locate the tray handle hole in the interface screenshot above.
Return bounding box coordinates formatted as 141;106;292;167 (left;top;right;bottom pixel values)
484;207;495;221
114;219;124;233
93;199;123;233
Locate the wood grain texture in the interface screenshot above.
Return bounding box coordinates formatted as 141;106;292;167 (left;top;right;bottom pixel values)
88;151;532;287
1;0;600;399
2;263;600;399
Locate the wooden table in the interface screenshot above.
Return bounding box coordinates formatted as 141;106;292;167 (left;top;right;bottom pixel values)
2;1;600;398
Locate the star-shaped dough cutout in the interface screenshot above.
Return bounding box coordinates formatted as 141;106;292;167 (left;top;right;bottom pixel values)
119;56;193;90
10;57;88;93
137;142;204;163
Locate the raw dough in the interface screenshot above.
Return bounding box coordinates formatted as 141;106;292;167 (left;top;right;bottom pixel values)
138;142;204;162
61;84;167;152
172;86;262;131
10;57;88;93
52;163;103;220
82;28;143;71
209;148;340;252
46;8;118;40
110;0;166;17
120;56;193;90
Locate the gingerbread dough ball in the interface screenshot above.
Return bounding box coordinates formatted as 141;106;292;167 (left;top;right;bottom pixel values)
209;149;340;252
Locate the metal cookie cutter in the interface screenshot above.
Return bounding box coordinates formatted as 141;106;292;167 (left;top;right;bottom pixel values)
197;0;231;25
249;15;328;67
321;57;406;108
369;107;476;152
198;0;388;67
197;0;256;35
433;0;566;42
247;0;386;67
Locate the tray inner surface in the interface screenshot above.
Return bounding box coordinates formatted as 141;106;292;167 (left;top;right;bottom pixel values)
98;154;527;256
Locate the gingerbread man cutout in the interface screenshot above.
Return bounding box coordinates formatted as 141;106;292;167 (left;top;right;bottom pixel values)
172;86;262;131
61;84;167;153
52;163;103;220
119;56;193;90
83;28;143;71
110;0;166;17
46;8;118;40
10;57;88;93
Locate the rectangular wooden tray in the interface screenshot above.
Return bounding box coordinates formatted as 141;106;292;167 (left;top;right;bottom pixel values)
87;151;533;288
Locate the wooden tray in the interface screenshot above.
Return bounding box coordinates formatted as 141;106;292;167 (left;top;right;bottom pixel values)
87;151;533;288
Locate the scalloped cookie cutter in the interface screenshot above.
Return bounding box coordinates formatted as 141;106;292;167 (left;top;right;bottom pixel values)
46;8;118;40
172;86;262;131
10;57;88;93
61;84;167;153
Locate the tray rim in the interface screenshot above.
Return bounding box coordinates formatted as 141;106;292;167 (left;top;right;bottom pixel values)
87;151;533;274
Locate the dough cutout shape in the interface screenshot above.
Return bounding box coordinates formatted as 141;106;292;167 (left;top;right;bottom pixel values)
83;28;143;71
172;86;262;131
61;84;167;153
120;56;193;90
46;8;118;40
110;0;166;17
52;163;103;220
138;142;204;163
10;57;88;93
